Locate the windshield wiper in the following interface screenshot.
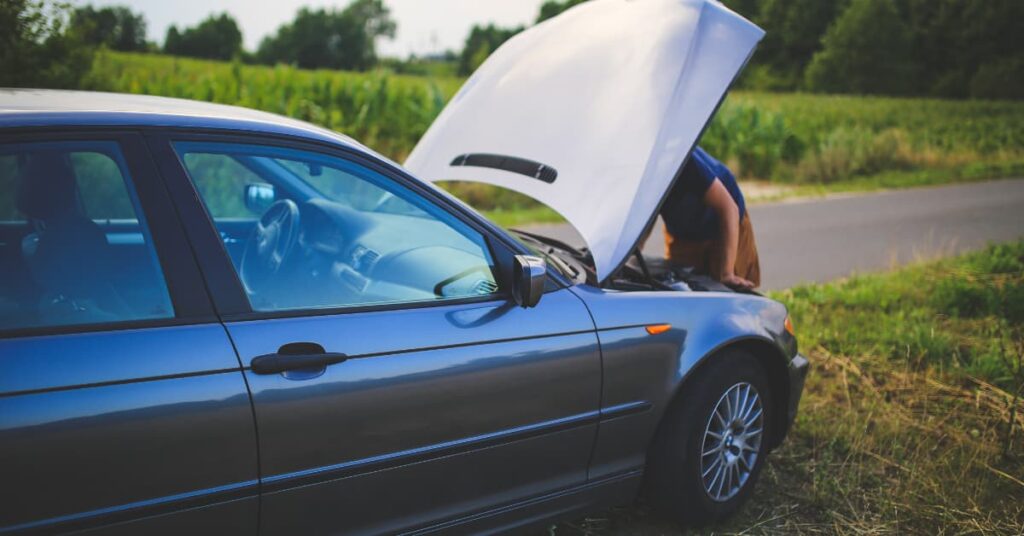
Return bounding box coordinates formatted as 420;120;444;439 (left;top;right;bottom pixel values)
542;248;578;279
510;228;585;258
510;231;579;279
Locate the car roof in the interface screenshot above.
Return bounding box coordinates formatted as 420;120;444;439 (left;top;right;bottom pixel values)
0;88;371;153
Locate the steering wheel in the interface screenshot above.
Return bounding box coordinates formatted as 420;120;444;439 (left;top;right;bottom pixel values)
240;199;301;294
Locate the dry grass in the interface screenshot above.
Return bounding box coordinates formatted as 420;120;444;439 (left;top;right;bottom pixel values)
724;350;1024;535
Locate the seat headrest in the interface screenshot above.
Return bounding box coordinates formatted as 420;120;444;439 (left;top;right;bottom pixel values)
15;152;78;221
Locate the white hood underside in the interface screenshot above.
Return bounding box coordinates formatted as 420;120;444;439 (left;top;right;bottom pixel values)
405;0;764;282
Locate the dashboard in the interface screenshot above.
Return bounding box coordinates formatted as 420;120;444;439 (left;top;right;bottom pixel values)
282;198;499;309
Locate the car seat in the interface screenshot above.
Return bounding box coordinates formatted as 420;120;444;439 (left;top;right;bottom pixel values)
15;152;130;323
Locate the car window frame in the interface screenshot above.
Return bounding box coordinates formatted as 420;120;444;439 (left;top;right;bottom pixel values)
0;128;217;339
144;128;555;323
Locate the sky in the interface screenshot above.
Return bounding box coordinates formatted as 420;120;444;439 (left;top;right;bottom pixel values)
68;0;549;58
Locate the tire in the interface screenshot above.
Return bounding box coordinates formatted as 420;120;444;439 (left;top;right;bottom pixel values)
645;349;773;526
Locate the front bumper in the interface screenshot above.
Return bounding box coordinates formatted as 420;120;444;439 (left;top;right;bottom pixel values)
780;353;809;441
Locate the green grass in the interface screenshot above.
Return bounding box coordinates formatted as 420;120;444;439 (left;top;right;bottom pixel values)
778;241;1024;386
547;242;1024;535
80;51;1024;223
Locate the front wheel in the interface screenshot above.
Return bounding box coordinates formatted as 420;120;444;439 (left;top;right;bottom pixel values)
646;350;773;526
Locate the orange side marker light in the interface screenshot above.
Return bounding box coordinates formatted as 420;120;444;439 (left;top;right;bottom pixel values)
784;316;796;336
645;324;671;335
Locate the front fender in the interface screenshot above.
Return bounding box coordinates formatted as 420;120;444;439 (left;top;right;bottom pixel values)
567;285;795;479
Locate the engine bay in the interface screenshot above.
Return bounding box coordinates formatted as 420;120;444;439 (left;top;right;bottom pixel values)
510;230;739;294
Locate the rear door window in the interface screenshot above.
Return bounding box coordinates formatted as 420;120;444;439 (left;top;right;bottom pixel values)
0;141;174;331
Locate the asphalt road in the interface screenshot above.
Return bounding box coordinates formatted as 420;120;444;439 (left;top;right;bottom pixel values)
526;178;1024;290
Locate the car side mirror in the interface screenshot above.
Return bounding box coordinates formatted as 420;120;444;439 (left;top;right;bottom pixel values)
245;183;276;214
512;255;546;308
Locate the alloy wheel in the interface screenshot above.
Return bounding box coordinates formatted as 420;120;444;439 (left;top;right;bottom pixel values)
699;382;764;502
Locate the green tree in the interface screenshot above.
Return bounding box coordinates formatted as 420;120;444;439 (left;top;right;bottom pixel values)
749;0;850;90
256;0;395;71
0;0;93;88
457;0;588;76
970;56;1024;100
164;13;242;61
720;0;759;19
536;0;588;23
457;24;522;76
805;0;916;96
70;5;147;52
895;0;1024;98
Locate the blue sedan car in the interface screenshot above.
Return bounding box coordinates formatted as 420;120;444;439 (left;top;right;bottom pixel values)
0;4;806;534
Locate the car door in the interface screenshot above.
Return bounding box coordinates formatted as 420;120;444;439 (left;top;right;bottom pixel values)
0;132;258;534
149;134;602;535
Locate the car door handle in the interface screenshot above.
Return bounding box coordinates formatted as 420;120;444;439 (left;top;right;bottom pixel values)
250;342;348;374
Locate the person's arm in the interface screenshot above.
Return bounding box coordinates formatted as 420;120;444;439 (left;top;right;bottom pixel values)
703;178;754;289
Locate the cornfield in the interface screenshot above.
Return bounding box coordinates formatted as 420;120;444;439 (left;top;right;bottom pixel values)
86;51;1024;196
86;51;462;161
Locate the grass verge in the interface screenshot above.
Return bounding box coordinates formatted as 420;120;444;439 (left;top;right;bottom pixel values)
547;242;1024;535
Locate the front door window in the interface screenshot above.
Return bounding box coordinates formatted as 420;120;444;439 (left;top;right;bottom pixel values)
174;142;500;313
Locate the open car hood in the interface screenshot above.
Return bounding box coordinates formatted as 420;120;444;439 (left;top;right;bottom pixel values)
404;0;763;283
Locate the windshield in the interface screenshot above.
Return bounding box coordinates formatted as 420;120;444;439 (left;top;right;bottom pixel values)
269;157;430;219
